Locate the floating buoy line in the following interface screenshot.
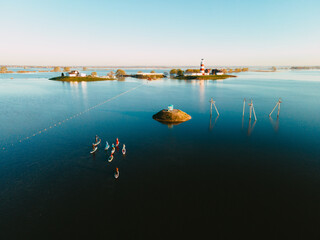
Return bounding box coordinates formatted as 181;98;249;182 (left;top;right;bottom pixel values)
1;83;145;151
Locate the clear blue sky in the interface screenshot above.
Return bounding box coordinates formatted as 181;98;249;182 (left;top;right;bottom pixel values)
1;0;320;66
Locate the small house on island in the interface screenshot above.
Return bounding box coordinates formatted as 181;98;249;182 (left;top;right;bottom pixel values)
66;70;86;77
66;70;79;77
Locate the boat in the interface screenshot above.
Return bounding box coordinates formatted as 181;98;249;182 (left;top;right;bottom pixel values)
114;168;119;179
105;141;109;150
90;147;98;154
111;147;115;155
108;155;114;162
93;138;101;147
122;144;126;155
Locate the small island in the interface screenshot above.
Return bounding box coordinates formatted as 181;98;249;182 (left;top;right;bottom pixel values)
153;106;191;123
169;59;237;80
50;70;117;82
173;74;236;80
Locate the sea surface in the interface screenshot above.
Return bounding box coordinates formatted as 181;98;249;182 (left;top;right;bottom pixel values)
0;69;320;239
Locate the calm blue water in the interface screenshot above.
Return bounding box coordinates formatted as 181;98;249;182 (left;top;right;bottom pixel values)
0;69;320;239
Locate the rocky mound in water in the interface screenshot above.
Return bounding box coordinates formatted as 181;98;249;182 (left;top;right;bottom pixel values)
152;109;191;123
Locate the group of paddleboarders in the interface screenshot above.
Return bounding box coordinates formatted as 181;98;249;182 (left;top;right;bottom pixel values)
90;136;126;179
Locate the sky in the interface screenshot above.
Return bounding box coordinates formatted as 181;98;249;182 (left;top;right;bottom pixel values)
1;0;320;66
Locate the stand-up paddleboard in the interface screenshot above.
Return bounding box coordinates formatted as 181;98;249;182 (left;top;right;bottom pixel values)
90;147;98;154
122;144;126;155
111;147;115;155
93;139;101;147
108;155;114;162
114;168;119;179
105;141;109;151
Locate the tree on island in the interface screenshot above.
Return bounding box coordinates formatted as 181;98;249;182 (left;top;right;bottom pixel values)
150;70;156;73
64;67;71;72
116;69;126;77
177;69;184;77
170;69;177;74
1;66;7;72
108;71;114;78
91;72;97;77
53;67;61;72
272;66;277;72
186;69;200;73
83;67;88;71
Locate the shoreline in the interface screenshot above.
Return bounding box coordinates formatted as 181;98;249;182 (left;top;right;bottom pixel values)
173;74;237;80
49;76;117;82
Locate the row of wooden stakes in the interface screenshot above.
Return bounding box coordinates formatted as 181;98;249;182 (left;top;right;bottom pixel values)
209;98;282;120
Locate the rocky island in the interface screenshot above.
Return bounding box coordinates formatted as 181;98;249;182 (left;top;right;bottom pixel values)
153;107;191;123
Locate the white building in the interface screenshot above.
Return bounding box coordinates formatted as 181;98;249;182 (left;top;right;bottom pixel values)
66;70;79;77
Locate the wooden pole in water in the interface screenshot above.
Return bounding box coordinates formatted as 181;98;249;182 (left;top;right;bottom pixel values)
242;98;246;117
269;98;282;118
252;103;257;121
213;102;219;116
249;99;253;120
277;98;282;118
209;98;219;116
269;102;278;117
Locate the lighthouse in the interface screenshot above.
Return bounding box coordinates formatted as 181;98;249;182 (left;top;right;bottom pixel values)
200;59;205;75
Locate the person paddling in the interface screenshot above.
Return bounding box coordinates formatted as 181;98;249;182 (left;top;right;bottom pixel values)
105;141;109;150
114;168;119;179
95;135;99;143
116;138;119;147
122;144;126;155
111;147;115;155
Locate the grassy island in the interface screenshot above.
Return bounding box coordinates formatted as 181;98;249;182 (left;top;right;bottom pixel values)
174;74;236;80
131;73;164;79
49;76;116;82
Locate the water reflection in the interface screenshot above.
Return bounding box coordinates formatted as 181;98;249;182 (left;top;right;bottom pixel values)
247;119;257;136
155;121;183;129
199;80;205;105
209;115;219;131
62;81;88;107
269;116;280;132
